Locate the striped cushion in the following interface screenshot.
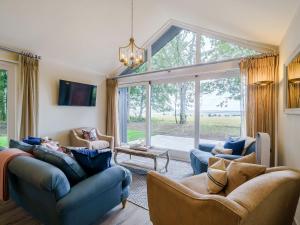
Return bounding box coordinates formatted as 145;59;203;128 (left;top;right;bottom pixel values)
207;159;227;194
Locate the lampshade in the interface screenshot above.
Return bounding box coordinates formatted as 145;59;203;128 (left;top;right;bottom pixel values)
288;60;300;84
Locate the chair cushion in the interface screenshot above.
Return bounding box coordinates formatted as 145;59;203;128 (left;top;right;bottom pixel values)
71;149;112;175
208;152;257;168
82;128;98;141
180;173;225;196
33;146;87;185
225;161;266;195
9;139;35;153
90;140;110;150
207;159;227;194
224;138;246;155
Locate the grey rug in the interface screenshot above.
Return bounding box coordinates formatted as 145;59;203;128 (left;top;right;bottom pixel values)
117;154;193;209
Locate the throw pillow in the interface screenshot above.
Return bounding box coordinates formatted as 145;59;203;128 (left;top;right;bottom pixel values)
9;139;35;153
23;136;42;145
33;146;87;185
225;161;266;195
207;159;227;194
208;152;257;168
82;129;98;141
71;149;112;175
224;138;246;155
241;136;256;155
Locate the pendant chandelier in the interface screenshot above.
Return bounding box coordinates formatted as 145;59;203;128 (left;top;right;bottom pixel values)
119;0;145;69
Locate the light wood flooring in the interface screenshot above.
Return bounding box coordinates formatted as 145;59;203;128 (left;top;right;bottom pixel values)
0;200;151;225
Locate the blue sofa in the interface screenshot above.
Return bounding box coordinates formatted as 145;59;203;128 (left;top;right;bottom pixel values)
190;141;256;175
7;156;132;225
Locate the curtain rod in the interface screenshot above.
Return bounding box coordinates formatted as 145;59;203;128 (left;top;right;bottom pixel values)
0;45;41;60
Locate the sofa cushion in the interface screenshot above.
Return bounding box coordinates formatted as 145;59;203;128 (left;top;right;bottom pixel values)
225;161;266;195
33;146;87;185
224;138;245;155
23;136;42;145
207;159;227;194
208;152;257;168
180;173;225;196
9;139;35;153
82;128;98;141
90;140;110;150
71;149;112;175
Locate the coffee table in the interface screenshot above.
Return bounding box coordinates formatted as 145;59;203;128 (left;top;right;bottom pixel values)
114;146;170;172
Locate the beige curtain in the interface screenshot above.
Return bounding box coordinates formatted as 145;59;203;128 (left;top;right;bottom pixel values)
106;79;120;147
18;55;39;139
240;55;278;165
287;55;300;108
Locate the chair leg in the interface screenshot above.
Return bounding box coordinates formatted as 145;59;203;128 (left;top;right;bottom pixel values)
122;199;127;209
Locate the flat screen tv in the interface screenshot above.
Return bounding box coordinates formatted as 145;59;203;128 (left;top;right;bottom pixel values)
58;80;97;106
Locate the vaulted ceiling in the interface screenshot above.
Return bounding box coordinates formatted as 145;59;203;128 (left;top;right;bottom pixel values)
0;0;299;75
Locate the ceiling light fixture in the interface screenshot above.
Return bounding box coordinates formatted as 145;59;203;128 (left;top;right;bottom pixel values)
119;0;145;69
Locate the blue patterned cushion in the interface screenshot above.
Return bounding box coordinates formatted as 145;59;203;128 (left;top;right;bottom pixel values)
224;138;246;155
71;149;112;175
33;146;87;185
9;139;35;152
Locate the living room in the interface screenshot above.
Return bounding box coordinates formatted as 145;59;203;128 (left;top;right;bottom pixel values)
0;0;300;225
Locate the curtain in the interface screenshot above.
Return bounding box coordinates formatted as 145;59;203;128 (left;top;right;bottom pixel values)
287;55;300;108
18;55;39;139
240;55;278;165
106;79;120;147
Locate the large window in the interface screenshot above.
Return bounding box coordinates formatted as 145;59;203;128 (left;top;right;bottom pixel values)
151;81;195;151
117;23;269;158
0;70;7;147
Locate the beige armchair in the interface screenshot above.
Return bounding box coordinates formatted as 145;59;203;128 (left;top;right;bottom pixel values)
147;167;300;225
70;127;114;150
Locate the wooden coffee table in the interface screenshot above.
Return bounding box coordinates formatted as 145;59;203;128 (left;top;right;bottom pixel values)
114;146;170;172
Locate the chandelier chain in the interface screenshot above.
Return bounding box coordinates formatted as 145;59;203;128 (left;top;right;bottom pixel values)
131;0;133;38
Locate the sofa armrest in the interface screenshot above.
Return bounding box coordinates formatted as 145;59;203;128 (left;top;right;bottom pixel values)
57;166;130;212
8;156;70;200
96;130;114;150
215;154;242;160
198;143;215;152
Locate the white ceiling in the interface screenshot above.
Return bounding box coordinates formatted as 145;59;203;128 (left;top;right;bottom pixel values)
0;0;299;75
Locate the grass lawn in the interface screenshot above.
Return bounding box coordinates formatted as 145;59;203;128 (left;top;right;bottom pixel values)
0;136;8;147
127;116;241;142
127;130;145;142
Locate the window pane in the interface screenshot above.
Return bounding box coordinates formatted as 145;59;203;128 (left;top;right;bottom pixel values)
151;81;195;151
200;35;259;63
199;74;241;142
0;70;8;147
152;30;196;70
118;85;146;144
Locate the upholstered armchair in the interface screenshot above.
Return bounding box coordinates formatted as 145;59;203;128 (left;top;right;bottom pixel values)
70;127;114;150
147;167;300;225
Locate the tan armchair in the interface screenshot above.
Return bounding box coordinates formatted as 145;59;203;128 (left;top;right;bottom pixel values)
147;167;300;225
70;127;114;150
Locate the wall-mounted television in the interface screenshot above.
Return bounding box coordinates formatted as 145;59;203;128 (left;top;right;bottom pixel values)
58;80;97;106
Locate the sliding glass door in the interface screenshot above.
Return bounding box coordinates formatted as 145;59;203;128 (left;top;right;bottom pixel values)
151;81;195;151
199;74;242;143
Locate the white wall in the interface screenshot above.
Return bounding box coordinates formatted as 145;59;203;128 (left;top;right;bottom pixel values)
38;60;107;146
278;4;300;224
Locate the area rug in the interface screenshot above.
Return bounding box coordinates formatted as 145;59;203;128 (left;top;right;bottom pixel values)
118;155;193;210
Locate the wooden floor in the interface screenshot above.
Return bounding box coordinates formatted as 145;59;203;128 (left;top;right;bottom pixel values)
0;200;152;225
